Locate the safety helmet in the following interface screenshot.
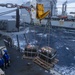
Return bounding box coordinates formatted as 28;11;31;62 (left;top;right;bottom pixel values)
3;50;8;53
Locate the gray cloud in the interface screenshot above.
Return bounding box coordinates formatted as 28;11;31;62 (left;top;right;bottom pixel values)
57;0;75;5
67;0;75;3
0;0;28;4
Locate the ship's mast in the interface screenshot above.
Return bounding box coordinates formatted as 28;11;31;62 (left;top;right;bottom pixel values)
51;0;57;16
62;1;67;16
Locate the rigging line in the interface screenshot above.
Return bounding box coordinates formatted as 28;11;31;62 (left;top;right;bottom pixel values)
24;34;29;45
47;14;51;47
0;9;16;16
38;22;48;47
28;25;36;45
26;22;31;45
33;24;37;46
46;13;51;63
0;9;16;14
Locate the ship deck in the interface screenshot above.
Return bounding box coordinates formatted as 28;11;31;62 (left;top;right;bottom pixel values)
0;38;52;75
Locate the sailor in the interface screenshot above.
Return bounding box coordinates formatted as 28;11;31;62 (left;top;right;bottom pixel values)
3;50;10;69
0;55;4;70
8;37;12;47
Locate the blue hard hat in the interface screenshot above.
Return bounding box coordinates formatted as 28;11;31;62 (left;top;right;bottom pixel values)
3;50;7;53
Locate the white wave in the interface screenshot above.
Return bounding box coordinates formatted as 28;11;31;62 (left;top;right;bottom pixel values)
37;33;43;36
13;38;16;41
30;30;36;33
13;40;26;52
25;28;36;33
50;34;58;38
14;41;18;46
74;56;75;60
54;65;75;75
20;47;24;50
45;70;48;73
60;36;66;39
66;47;69;50
44;34;47;37
71;40;75;42
55;42;64;49
19;41;26;50
19;41;26;45
25;27;29;33
29;40;38;45
37;33;47;38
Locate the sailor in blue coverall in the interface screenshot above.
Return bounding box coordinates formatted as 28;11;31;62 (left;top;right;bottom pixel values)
3;50;10;68
0;55;4;69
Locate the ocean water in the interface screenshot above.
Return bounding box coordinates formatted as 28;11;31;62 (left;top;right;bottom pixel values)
10;26;75;75
0;16;14;20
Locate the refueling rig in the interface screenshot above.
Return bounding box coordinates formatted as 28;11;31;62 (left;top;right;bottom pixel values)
0;0;58;71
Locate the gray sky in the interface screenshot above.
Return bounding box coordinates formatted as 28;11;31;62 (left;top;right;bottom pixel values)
0;0;75;15
57;0;75;14
57;0;75;4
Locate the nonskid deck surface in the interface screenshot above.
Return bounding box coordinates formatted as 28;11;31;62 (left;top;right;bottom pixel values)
4;42;52;75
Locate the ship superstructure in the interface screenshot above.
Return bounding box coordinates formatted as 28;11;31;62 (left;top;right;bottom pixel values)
20;0;75;29
21;0;57;23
